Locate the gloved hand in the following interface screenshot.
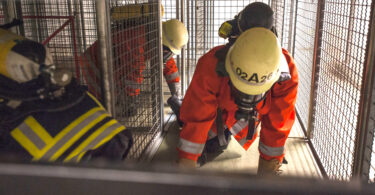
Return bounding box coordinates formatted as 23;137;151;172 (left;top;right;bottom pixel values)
167;95;183;127
177;158;196;168
257;157;282;176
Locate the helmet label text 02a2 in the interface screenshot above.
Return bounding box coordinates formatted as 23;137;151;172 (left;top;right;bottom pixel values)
236;67;273;84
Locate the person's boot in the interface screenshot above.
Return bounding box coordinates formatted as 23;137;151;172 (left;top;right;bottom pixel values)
257;157;282;176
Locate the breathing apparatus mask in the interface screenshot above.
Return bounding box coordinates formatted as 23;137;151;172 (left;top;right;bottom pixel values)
0;28;72;106
229;81;267;139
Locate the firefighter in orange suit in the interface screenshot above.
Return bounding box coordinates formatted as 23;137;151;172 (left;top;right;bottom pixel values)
162;19;188;124
80;18;188;118
0;28;132;162
80;20;147;117
177;3;298;176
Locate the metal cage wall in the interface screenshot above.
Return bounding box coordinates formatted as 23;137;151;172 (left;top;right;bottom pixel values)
2;0;375;182
0;0;163;162
108;0;163;160
271;0;374;181
166;0;375;182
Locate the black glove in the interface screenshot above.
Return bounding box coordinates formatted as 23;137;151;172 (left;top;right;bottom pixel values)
167;95;183;127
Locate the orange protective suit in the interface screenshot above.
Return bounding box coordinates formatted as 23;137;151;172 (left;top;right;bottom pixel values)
164;57;180;84
79;26;179;100
177;45;298;163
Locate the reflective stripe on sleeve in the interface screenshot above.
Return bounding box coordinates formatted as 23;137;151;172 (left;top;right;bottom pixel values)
229;120;247;136
165;72;179;82
178;138;205;155
65;119;126;162
238;137;248;147
35;108;107;161
259;141;285;157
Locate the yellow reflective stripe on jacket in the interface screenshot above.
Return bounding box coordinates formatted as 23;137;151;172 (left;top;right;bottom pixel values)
31;107;106;161
75;122;126;162
86;92;104;110
11;128;41;157
44;109;108;161
64;119;125;162
24;116;53;144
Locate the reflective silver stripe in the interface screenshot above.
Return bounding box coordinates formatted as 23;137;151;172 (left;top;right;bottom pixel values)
70;122;124;162
259;141;285;157
41;110;106;160
165;72;179;82
229;120;247;136
17;123;46;150
238;137;248;147
207;129;217;140
178;138;205;155
124;79;140;90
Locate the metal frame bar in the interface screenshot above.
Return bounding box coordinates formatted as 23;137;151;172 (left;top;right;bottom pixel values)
180;0;185;95
158;0;164;134
0;163;374;194
353;1;375;181
287;0;295;52
307;0;325;138
2;0;23;35
95;0;114;114
291;0;298;57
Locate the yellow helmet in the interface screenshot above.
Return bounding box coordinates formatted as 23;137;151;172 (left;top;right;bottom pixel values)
162;19;188;55
225;27;287;95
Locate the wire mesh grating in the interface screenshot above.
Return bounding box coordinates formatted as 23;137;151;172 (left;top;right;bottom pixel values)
310;0;372;180
293;0;318;134
109;0;162;160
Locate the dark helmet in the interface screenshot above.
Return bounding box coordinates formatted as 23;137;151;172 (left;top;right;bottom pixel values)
237;2;274;32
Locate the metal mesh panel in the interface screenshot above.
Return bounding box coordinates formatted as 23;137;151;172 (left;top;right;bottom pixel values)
109;0;162;160
310;0;372;180
0;0;97;86
184;0;269;86
274;0;297;51
272;0;285;46
76;0;98;51
293;0;318;132
19;1;80;76
163;0;177;20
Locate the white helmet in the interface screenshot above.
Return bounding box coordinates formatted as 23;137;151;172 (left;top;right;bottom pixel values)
225;27;287;95
162;19;188;55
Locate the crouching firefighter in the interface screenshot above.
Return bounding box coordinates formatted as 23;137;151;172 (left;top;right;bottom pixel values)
162;19;189;127
177;27;298;175
0;28;132;163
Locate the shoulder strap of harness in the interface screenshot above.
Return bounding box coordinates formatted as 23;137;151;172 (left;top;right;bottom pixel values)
216;108;227;146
